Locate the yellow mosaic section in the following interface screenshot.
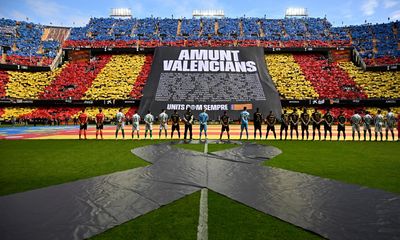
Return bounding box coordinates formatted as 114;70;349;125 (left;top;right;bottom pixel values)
339;62;400;99
83;54;145;100
265;54;319;99
1;107;36;120
6;68;62;99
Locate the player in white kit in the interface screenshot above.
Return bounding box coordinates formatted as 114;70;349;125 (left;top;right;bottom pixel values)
158;109;168;139
363;111;373;141
131;110;141;139
115;108;125;140
350;111;362;141
374;109;384;141
144;110;154;140
385;108;396;141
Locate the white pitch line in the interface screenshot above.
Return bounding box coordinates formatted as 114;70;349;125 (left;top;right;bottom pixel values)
203;141;208;154
197;188;208;240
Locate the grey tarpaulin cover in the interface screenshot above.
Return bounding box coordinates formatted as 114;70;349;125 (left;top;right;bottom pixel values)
0;142;399;240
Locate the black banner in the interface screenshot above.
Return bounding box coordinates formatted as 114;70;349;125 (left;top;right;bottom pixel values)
139;47;282;120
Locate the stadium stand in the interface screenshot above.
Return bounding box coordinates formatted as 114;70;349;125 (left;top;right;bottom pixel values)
339;61;400;98
78;107;129;121
0;71;9;98
265;54;319;99
130;54;153;99
1;107;36;121
2;17;398;67
6;68;62;99
39;55;111;100
83;54;146;100
293;54;367;99
0;18;60;66
346;22;400;66
0;16;399;123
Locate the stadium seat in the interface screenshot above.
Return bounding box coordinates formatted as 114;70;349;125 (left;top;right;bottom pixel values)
6;68;63;99
265;54;319;99
293;54;367;99
83;54;146;100
0;71;9;98
130;54;153;99
1;107;36;121
0;19;59;66
339;61;400;98
39;55;111;100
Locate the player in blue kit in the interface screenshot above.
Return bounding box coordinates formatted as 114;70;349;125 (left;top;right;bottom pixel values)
199;109;209;141
240;107;250;140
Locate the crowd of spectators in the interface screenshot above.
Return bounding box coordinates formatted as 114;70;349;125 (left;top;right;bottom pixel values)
63;17;352;48
39;55;111;100
0;18;60;66
82;54;146;100
346;22;400;66
5;68;62;99
293;54;367;99
0;106;140;123
265;54;319;99
0;71;9;98
1;17;398;67
339;61;400;99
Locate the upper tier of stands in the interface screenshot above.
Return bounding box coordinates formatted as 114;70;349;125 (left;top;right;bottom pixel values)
1;17;399;67
62;17;400;66
0;18;70;67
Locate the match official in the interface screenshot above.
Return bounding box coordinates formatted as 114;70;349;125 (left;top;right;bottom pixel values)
220;111;230;140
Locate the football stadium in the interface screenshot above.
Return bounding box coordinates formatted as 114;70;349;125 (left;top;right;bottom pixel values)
0;1;400;239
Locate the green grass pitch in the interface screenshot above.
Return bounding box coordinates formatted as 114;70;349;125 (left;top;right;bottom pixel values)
1;140;399;239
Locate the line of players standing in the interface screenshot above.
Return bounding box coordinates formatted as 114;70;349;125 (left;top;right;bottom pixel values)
76;107;399;141
259;108;398;141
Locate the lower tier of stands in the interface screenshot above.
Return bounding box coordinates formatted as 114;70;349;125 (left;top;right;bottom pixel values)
339;62;400;99
1;107;398;124
0;54;153;101
82;54;146;100
265;54;319;99
292;54;367;99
